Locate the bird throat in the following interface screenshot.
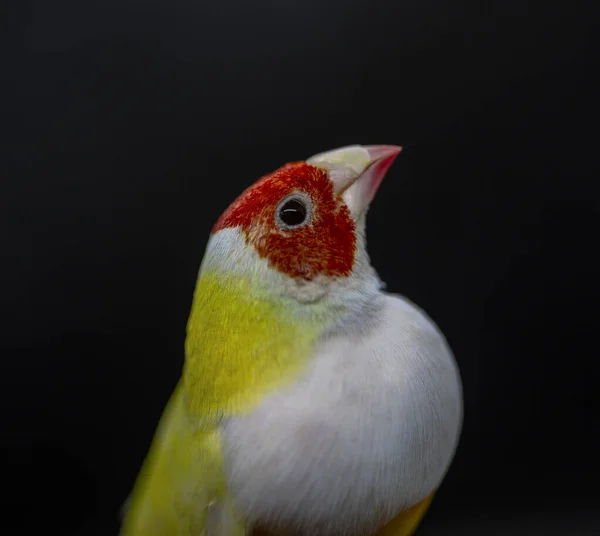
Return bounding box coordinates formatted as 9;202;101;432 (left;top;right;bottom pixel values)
183;270;322;419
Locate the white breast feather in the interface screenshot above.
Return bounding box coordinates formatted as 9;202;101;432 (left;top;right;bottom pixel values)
220;293;463;536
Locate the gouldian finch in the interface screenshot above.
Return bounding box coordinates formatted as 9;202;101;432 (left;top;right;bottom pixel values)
121;145;463;536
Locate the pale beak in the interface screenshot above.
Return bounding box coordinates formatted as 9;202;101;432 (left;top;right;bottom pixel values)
306;144;402;217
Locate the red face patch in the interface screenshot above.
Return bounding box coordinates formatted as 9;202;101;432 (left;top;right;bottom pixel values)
212;162;357;280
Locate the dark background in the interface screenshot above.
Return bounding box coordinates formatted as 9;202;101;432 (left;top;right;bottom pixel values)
1;1;599;534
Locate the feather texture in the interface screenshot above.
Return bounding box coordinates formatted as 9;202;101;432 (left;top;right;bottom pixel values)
121;146;462;536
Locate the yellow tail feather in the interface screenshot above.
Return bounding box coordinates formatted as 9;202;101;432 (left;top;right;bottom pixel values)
376;494;434;536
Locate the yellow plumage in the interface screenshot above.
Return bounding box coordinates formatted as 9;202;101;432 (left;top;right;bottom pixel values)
376;494;434;536
121;270;321;535
121;382;225;535
183;271;320;418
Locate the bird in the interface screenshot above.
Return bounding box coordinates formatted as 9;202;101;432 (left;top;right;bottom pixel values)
120;144;463;536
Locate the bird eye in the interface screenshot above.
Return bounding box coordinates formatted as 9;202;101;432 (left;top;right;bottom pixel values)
276;194;310;229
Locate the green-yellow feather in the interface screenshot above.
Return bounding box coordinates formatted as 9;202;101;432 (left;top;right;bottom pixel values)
121;270;322;535
183;271;321;418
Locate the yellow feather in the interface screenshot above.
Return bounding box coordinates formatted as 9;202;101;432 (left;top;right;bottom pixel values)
121;382;227;535
376;494;434;536
183;270;321;418
122;270;322;535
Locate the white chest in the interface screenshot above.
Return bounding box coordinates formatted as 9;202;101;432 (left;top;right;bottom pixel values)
220;294;463;536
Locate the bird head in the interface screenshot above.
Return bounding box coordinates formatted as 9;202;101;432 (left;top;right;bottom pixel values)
200;145;402;310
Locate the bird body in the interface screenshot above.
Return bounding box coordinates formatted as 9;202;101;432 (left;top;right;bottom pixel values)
121;145;463;536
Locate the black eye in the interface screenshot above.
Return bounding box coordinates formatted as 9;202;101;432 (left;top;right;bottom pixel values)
277;197;308;228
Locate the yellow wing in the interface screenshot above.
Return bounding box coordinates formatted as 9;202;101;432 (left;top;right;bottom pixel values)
120;381;237;536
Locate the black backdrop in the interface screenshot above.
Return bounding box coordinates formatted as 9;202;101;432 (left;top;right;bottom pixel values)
2;1;599;534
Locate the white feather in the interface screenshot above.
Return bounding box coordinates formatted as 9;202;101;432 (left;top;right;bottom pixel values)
221;292;463;536
201;214;462;535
